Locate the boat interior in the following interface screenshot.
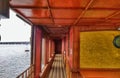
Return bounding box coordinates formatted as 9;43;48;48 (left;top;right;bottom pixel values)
1;0;120;78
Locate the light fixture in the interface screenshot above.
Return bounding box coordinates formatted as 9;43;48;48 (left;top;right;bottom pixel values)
58;25;62;27
118;27;120;30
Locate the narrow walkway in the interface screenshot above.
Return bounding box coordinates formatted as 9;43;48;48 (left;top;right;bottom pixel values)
47;54;66;78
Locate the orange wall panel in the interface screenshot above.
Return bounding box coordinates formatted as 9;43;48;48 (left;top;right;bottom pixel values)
80;70;120;78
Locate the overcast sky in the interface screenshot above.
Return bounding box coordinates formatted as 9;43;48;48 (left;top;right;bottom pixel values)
0;10;31;42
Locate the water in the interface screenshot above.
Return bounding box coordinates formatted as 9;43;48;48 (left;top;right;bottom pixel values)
0;44;31;78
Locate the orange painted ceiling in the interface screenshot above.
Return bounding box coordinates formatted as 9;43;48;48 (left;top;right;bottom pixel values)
10;0;120;39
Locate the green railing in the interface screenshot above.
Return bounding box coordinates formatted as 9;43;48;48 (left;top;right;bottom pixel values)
16;64;34;78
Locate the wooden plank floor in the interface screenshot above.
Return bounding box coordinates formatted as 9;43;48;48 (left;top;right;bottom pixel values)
46;54;66;78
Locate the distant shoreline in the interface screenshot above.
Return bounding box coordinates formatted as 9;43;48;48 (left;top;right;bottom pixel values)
0;42;30;45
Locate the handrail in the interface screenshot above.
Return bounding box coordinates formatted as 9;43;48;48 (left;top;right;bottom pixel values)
16;64;34;78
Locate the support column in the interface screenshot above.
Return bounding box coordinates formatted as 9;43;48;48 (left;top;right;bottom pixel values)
48;39;51;58
73;26;80;71
51;40;55;56
33;26;42;78
45;38;49;64
70;26;81;78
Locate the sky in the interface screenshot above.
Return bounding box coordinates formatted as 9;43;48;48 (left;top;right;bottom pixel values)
0;10;31;42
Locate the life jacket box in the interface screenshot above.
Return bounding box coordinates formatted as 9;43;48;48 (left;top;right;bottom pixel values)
0;0;9;19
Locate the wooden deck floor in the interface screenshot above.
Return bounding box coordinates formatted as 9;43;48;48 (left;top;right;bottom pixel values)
46;54;66;78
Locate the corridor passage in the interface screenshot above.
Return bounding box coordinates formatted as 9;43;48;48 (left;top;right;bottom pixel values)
47;54;66;78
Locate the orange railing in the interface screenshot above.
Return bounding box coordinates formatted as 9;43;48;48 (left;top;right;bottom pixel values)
16;64;34;78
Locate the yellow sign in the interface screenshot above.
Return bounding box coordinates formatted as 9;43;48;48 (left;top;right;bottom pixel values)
80;31;120;68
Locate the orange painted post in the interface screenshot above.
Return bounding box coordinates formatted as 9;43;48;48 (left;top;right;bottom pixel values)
34;26;42;78
62;37;64;62
48;39;51;58
64;37;66;60
45;38;49;64
73;26;80;70
69;26;81;78
49;40;52;57
65;34;68;57
51;40;54;55
62;37;66;61
52;40;54;55
53;41;55;55
62;39;64;56
69;26;73;67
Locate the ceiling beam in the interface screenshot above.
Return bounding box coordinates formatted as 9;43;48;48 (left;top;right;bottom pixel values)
106;11;120;19
10;5;48;9
27;17;77;19
42;26;51;33
46;0;55;24
49;32;67;35
32;22;71;25
80;18;120;20
27;17;120;20
72;0;94;26
93;11;120;26
77;24;114;27
10;5;120;11
27;17;50;19
81;11;120;26
11;8;33;26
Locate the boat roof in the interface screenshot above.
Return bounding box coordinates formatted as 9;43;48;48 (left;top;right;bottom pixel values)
10;0;120;39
